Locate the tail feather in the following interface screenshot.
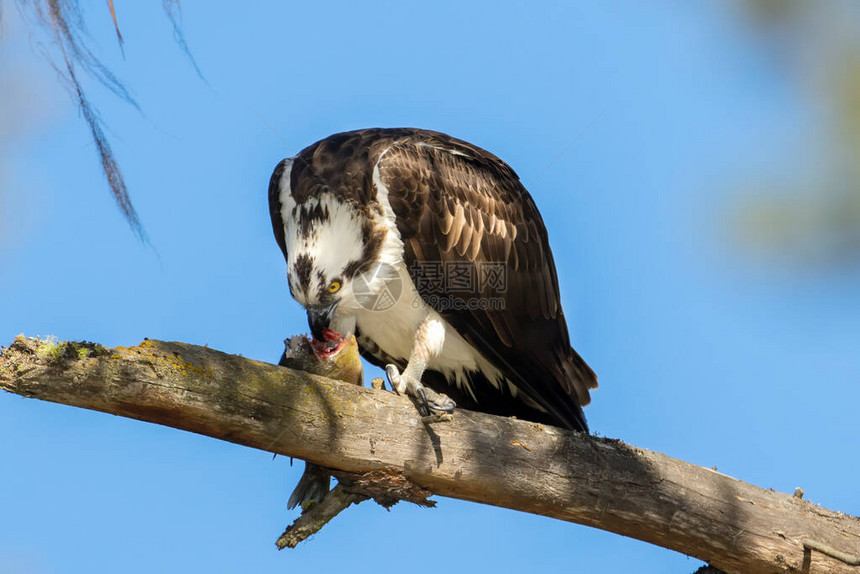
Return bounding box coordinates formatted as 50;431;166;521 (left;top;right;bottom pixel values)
287;462;331;510
562;347;598;408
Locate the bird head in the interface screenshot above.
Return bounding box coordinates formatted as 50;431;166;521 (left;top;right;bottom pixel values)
288;250;359;350
283;193;388;347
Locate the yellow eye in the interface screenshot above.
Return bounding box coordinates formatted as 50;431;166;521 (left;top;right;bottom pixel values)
328;281;341;294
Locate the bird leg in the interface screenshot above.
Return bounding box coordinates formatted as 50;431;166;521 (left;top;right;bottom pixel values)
386;363;455;416
386;317;456;415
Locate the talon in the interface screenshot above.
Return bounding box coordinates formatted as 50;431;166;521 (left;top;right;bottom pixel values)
385;363;456;417
415;387;431;417
422;388;456;414
429;398;456;413
385;364;406;395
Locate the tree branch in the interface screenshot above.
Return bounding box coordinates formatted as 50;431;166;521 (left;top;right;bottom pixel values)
1;335;858;573
275;484;367;549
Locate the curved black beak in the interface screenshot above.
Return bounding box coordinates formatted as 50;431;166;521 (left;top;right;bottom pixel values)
307;301;339;341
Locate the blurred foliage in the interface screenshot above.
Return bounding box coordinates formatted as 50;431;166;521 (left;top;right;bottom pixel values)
6;0;145;239
1;0;197;241
733;1;860;267
742;0;801;24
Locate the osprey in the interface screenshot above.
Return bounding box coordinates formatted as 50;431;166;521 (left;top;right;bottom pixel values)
268;128;596;431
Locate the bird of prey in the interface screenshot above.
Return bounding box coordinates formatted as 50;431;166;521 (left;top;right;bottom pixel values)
268;128;596;431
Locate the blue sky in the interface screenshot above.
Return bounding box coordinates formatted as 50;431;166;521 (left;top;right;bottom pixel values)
1;2;858;572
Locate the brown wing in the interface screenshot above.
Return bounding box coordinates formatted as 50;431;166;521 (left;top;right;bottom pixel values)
376;131;597;431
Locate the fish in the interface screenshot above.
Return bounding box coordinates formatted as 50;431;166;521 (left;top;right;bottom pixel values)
278;331;364;509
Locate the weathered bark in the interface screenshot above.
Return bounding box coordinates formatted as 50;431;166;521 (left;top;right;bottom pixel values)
275;484;367;549
1;335;858;573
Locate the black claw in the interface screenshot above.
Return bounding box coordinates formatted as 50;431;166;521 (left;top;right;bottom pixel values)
415;387;432;417
429;399;456;413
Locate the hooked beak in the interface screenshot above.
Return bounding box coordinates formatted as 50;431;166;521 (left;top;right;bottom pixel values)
307;301;339;341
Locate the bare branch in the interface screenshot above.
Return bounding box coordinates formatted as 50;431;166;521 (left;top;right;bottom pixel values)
276;484;367;549
2;335;859;574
